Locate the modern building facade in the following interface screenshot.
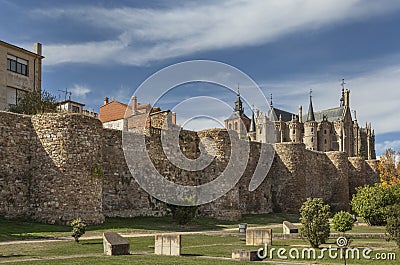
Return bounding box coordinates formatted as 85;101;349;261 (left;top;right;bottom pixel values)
0;40;43;110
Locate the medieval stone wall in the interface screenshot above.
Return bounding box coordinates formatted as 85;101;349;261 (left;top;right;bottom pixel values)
30;113;104;224
0;112;380;224
102;128;167;217
0;112;32;218
269;144;349;213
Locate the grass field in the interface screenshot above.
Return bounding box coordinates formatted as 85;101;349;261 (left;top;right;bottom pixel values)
0;236;398;264
0;213;299;241
0;214;397;264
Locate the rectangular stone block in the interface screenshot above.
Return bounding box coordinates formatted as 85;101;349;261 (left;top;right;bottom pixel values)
103;232;130;256
246;228;272;246
232;249;261;261
155;234;181;256
283;221;298;234
238;223;247;233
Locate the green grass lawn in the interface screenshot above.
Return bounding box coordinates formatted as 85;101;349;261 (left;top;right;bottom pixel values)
0;235;398;265
0;213;299;241
0;214;397;265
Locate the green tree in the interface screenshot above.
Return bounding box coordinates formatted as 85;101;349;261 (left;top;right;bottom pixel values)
71;218;86;243
351;184;398;225
9;90;57;115
299;198;331;248
386;204;400;248
332;211;354;234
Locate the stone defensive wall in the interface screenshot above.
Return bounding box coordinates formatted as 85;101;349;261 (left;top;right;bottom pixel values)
0;112;379;224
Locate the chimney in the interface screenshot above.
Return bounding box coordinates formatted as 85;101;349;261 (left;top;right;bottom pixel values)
34;43;42;56
172;112;176;125
131;96;137;114
103;97;109;105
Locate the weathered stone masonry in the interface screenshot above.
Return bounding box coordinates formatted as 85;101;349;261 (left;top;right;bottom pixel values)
0;112;379;224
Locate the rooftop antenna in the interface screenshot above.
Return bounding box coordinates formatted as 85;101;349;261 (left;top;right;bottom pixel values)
58;88;72;101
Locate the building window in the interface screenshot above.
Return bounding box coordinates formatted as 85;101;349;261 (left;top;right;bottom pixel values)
311;127;314;132
234;122;238;130
324;139;327;144
72;105;81;113
324;129;327;134
293;129;295;134
311;137;313;142
228;124;232;130
7;55;28;76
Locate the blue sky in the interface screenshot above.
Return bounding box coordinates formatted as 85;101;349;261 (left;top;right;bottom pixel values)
1;0;400;156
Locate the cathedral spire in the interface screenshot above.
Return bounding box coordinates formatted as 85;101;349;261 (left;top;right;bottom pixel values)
340;79;346;107
307;89;315;122
270;93;273;108
249;106;256;132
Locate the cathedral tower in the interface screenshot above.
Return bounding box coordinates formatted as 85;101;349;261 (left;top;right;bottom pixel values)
304;91;318;150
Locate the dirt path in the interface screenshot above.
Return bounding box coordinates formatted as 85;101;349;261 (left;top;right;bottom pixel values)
0;225;262;246
0;253;102;264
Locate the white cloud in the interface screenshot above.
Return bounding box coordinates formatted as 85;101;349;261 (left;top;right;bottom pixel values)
376;140;400;157
35;0;400;66
70;84;91;99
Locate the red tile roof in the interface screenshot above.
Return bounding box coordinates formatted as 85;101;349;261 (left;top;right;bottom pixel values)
99;101;131;123
99;100;151;123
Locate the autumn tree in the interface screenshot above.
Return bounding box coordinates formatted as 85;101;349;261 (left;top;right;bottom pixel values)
378;148;400;186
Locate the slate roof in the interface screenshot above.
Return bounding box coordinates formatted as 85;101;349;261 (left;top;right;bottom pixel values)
270;107;296;122
226;112;250;121
302;106;345;122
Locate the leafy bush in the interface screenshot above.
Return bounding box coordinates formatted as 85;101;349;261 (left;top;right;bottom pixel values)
9;90;57;115
332;211;354;234
351;184;398;225
71;218;86;243
386;204;400;248
299;198;331;248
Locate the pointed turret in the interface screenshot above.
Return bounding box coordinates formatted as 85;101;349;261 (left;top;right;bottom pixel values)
340;79;346;107
270;93;273;108
249;108;256;132
307;90;315;122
